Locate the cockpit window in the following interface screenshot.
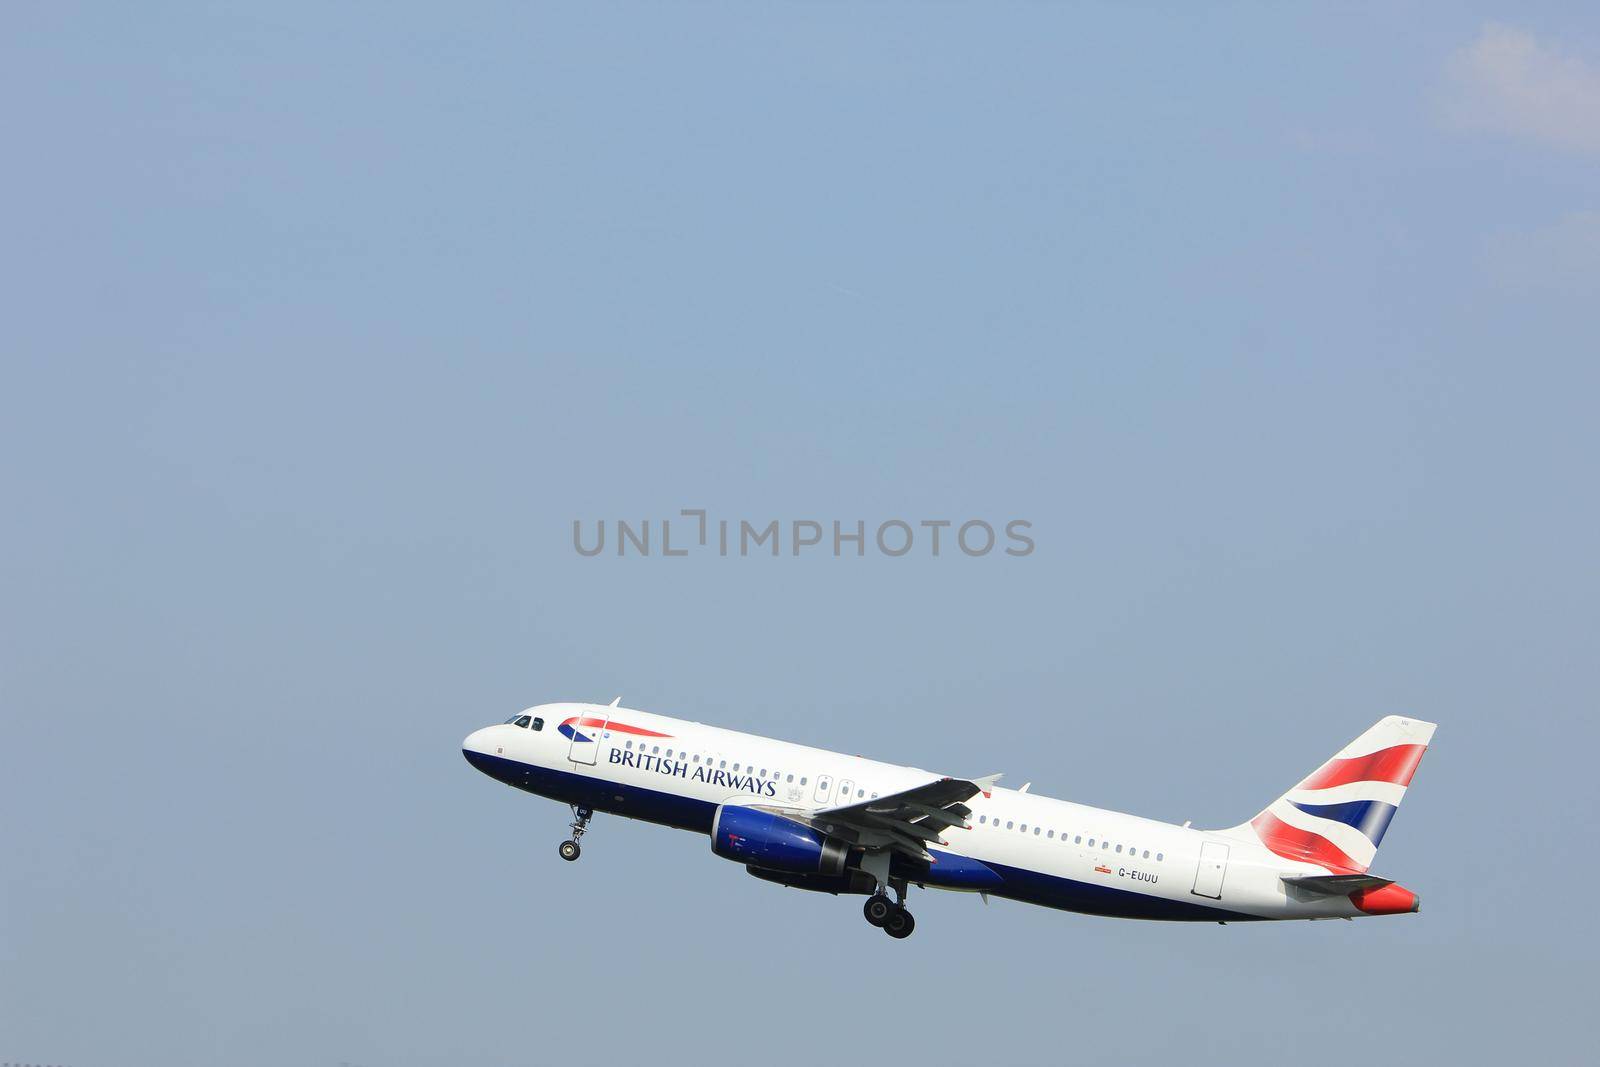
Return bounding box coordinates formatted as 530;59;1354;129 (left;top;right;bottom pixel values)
512;715;532;729
531;717;544;732
504;715;521;724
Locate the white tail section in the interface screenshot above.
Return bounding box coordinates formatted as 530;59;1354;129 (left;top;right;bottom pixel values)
1230;716;1437;873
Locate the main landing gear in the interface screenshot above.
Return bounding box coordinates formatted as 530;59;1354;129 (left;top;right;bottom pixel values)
862;881;915;939
559;804;593;862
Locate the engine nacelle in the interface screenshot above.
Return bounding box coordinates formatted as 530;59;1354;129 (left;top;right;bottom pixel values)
744;865;878;895
711;804;849;876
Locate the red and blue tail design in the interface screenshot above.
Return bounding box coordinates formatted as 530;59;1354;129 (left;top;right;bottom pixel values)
1237;716;1436;873
557;716;674;744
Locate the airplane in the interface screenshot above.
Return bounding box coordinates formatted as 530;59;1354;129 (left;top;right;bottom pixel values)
462;702;1434;938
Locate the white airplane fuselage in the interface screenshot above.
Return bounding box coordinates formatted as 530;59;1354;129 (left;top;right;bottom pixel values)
463;703;1429;930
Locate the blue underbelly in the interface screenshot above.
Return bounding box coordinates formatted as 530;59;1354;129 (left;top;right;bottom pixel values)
464;750;1252;922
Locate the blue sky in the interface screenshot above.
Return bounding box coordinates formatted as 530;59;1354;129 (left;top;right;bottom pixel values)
3;5;1597;1066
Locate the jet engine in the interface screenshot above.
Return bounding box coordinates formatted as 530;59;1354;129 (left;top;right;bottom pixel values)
710;804;850;876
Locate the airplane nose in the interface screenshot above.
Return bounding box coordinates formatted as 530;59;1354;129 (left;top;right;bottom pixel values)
462;726;513;782
462;727;493;758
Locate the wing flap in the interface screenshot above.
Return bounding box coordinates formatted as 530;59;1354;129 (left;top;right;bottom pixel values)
809;775;999;858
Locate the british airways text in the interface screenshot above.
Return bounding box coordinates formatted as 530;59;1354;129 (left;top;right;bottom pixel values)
610;747;778;797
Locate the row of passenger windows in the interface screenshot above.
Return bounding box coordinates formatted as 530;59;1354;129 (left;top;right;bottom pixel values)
515;719;1159;858
541;722;1166;861
974;814;1163;862
503;719;872;795
501;719;874;797
621;739;885;797
625;734;1160;861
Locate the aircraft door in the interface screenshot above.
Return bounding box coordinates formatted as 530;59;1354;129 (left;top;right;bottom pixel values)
813;774;833;803
837;779;855;805
1192;841;1229;899
567;710;609;766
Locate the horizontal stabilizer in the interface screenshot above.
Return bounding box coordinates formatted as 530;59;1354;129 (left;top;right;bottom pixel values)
1282;874;1393;896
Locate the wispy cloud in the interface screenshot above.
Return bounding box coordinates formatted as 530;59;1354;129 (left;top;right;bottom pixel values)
1443;23;1600;154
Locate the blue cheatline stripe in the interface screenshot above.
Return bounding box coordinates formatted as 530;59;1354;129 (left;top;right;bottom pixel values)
461;749;1257;923
1288;799;1398;846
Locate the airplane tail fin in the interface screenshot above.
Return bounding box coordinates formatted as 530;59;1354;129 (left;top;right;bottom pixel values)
1226;715;1436;873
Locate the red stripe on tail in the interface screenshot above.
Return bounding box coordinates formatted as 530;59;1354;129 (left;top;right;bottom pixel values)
1297;744;1426;791
1251;811;1368;873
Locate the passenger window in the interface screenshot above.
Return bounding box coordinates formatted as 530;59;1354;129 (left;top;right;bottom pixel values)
1034;827;1041;836
857;789;864;798
800;777;807;786
1074;835;1082;844
733;763;740;772
719;760;726;769
1006;821;1014;830
787;774;794;783
1088;838;1095;847
1142;850;1149;859
979;815;987;824
1157;853;1164;862
1116;844;1123;853
531;717;543;731
1047;830;1054;839
693;754;700;762
665;749;673;758
652;746;660;755
1103;841;1110;850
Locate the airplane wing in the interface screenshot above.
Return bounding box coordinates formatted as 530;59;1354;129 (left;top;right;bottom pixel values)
803;774;1002;861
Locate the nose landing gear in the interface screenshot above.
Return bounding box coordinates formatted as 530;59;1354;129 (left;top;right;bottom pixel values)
559;804;593;862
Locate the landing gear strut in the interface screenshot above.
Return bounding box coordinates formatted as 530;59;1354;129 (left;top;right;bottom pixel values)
559;804;592;862
863;878;915;938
